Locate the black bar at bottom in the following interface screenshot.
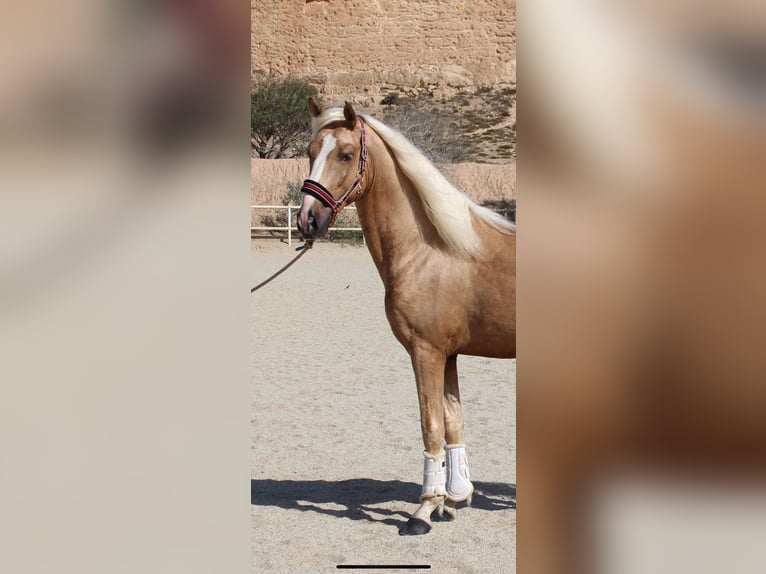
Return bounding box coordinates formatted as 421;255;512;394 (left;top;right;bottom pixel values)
336;566;431;570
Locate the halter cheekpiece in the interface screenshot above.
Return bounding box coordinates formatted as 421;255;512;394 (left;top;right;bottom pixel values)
301;117;369;227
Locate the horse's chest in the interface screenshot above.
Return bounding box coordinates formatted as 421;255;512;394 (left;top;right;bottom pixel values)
383;276;472;351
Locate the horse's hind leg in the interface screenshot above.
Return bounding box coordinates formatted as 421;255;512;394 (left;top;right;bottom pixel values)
443;355;474;507
400;343;448;536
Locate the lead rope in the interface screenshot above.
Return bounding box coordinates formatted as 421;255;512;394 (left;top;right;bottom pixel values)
250;241;313;293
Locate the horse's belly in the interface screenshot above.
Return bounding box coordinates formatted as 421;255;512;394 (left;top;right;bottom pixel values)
460;313;516;358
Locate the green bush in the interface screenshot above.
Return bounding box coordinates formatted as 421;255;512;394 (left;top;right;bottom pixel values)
282;181;304;207
251;78;319;158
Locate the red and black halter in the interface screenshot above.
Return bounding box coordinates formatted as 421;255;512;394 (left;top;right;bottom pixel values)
300;117;369;227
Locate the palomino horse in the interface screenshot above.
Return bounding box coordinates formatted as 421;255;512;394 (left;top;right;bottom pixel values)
296;98;516;535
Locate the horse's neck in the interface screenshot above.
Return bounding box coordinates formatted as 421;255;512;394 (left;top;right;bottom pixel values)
354;136;436;284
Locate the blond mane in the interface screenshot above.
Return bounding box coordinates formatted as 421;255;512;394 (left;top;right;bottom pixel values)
312;108;515;259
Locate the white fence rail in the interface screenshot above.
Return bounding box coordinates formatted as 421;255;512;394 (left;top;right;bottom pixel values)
251;205;363;246
252;204;514;246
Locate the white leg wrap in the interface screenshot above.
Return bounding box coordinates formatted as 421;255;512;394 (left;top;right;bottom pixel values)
419;450;447;501
445;444;474;502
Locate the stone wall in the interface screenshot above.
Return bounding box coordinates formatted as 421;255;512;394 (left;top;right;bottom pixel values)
251;0;516;94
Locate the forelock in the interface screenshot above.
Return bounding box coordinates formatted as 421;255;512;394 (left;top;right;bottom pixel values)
311;108;347;138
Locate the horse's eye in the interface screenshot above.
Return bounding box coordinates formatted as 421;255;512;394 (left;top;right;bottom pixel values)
339;153;353;162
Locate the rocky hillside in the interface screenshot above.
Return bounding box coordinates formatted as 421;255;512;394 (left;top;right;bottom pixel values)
252;0;516;96
252;0;515;183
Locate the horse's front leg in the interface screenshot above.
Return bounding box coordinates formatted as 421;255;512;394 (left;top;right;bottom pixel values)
400;343;448;536
444;355;474;507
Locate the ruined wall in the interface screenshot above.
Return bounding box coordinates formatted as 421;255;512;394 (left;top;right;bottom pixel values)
251;158;515;204
251;0;515;94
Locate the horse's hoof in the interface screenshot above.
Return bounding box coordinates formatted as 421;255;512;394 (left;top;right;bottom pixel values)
399;517;432;536
434;505;457;522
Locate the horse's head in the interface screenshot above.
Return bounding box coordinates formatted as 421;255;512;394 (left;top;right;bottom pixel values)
297;98;367;240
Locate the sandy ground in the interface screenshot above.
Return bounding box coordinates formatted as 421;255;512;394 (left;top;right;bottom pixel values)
251;241;515;573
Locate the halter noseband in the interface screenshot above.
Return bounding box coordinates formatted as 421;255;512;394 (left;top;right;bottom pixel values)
301;117;369;227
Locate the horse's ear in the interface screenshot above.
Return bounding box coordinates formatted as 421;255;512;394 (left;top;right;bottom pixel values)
308;97;322;118
343;101;357;127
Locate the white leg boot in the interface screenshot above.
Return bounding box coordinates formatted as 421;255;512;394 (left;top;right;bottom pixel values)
401;451;449;535
445;443;474;503
419;450;447;501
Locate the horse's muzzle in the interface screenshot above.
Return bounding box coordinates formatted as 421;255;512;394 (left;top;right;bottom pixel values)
296;208;316;238
297;204;331;239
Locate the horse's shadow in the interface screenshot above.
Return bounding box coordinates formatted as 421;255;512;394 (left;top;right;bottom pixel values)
250;478;515;530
